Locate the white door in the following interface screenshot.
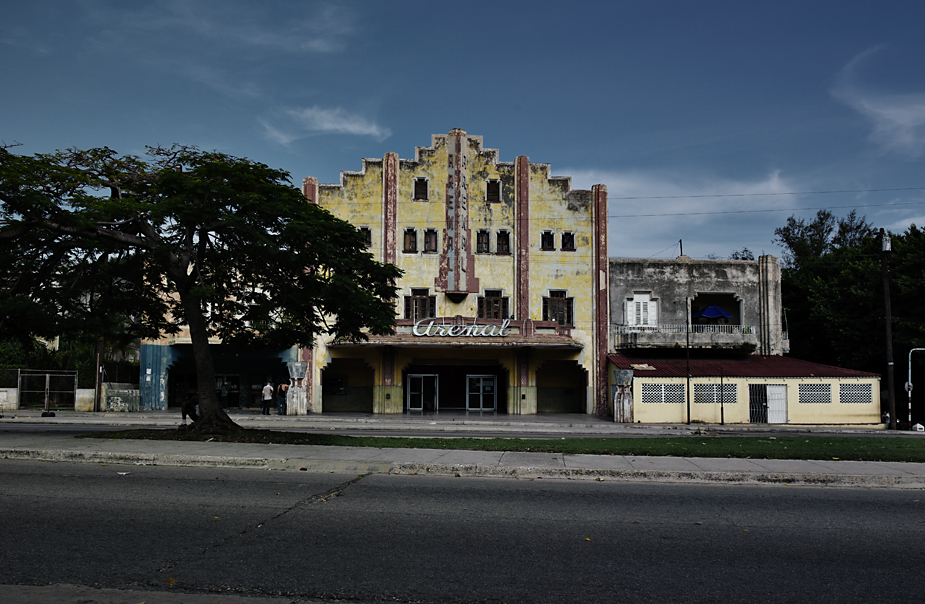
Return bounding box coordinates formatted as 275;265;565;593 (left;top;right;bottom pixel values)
767;385;787;424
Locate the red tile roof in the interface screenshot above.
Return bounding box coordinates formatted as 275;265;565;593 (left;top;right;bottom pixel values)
607;354;879;379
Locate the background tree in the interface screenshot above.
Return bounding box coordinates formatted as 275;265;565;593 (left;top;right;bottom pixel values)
0;145;401;432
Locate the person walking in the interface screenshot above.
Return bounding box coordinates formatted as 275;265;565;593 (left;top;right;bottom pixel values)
261;381;274;415
277;380;289;415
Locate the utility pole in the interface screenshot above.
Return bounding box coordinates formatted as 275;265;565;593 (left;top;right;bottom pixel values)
880;229;897;430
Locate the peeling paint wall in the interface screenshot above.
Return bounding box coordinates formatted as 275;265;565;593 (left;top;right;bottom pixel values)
306;130;606;414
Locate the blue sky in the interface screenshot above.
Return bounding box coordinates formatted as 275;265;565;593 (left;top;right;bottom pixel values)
3;1;925;259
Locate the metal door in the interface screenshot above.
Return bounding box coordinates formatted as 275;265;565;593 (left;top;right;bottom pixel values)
748;384;768;423
407;374;438;412
766;384;787;424
466;375;496;412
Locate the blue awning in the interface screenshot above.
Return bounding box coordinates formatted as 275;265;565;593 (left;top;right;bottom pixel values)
693;304;732;319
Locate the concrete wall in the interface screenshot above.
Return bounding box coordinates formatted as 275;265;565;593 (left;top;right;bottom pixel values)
0;388;17;410
610;255;784;355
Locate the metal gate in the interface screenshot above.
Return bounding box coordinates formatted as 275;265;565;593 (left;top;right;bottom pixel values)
748;384;787;424
18;370;78;410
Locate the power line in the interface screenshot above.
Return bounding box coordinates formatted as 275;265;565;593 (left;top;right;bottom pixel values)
609;186;925;200
610;200;925;218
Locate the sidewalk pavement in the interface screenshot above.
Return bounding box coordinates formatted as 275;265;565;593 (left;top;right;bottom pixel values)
2;408;924;489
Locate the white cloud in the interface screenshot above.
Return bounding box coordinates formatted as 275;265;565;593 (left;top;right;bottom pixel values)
288;106;391;140
566;168;800;259
831;48;925;157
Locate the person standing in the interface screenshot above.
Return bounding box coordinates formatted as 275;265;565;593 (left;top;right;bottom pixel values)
261;381;274;415
277;380;289;415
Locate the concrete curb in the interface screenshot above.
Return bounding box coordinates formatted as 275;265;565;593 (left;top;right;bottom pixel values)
5;447;924;489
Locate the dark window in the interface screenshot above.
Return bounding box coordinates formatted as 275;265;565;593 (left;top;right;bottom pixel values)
359;227;372;248
486;180;501;202
404;288;436;321
541;231;555;250
413;178;428;201
477;230;490;253
543;291;573;326
322;376;346;395
478;290;509;319
424;229;438;253
403;228;417;253
561;231;575;251
497;231;511;254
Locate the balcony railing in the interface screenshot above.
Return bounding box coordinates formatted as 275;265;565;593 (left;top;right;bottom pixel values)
615;324;755;335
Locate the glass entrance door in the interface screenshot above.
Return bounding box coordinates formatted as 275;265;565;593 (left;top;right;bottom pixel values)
407;374;438;412
467;375;497;412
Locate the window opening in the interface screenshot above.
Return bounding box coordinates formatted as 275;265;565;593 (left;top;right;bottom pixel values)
497;230;511;254
359;227;372;248
561;231;575;251
543;290;573;326
404;288;436;321
413;178;428;201
477;230;490;253
486;179;501;202
424;229;438;253
403;228;417;253
478;290;509;319
541;231;555;250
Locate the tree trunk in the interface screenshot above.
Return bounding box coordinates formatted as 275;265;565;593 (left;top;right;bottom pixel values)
180;290;241;433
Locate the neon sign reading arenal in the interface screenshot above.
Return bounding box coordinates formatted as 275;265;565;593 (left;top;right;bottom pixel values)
413;318;513;337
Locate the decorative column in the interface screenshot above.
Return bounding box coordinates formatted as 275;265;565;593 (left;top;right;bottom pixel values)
286;361;310;415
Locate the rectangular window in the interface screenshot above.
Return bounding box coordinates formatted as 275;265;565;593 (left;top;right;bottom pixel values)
403;228;417;253
642;383;685;404
478;290;509;319
798;383;832;404
839;383;873;404
423;229;438;253
486;179;501;202
477;230;490;253
496;230;511;254
359;227;372;248
628;293;657;327
543;290;573;326
413;178;428;201
694;383;737;404
561;231;575;251
541;231;555;250
404;288;436;321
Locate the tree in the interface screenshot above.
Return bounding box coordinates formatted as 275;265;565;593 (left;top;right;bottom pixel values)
729;247;755;261
0;145;401;432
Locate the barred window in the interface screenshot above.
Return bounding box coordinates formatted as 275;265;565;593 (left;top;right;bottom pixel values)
413;178;428;201
642;383;686;404
840;383;873;404
543;291;573;326
497;230;511;254
359;227;372;248
404;289;436;321
478;290;509;319
694;383;737;404
799;383;832;404
477;230;490;253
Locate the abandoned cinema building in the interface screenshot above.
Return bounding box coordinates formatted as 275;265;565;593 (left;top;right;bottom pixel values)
132;129;880;425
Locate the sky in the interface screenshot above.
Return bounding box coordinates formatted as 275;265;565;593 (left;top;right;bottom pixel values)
3;1;925;260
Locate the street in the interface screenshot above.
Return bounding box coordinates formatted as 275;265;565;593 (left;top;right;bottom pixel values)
1;459;923;603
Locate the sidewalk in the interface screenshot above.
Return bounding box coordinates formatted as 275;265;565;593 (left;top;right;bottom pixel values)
2;409;924;489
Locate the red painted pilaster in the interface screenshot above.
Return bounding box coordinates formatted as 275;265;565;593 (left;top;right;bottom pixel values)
301;177;318;204
382;152;399;266
592;184;609;416
515;156;531;320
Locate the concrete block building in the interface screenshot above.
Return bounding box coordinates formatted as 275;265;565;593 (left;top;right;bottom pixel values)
299;129;609;415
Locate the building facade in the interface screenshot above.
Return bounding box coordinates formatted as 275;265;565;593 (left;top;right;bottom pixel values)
299;129;609;415
610;255;787;356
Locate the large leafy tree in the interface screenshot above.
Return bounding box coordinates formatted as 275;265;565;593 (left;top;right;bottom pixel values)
0;145;401;432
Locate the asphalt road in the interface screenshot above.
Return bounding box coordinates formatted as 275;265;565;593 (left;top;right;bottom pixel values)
2;459;923;603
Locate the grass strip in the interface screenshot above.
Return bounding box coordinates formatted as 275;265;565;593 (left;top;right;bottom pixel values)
80;430;925;463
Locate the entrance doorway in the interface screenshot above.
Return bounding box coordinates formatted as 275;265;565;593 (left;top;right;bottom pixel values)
407;374;439;412
467;375;497;413
749;384;787;424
